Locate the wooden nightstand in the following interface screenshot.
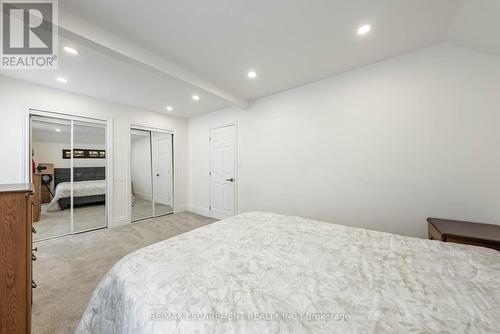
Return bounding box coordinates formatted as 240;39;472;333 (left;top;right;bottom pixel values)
427;217;500;251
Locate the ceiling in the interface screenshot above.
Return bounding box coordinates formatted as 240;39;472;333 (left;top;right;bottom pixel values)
58;0;461;99
447;0;500;57
2;0;497;118
1;35;231;118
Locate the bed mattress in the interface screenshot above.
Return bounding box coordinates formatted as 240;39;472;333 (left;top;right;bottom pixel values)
45;180;106;211
76;212;500;333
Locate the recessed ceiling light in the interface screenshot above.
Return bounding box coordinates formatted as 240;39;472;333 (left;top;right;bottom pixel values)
56;77;67;83
63;46;78;55
247;70;257;79
357;24;372;35
166;106;173;111
192;95;200;101
55;128;61;132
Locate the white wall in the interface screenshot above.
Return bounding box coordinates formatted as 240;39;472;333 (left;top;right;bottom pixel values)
0;75;188;226
188;44;500;238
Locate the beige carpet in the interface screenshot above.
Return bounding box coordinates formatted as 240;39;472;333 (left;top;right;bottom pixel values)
32;211;217;334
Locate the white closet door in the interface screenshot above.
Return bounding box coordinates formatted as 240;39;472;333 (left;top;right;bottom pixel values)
210;125;235;219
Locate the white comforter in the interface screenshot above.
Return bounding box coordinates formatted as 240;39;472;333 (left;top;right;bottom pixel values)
76;212;500;334
45;180;106;211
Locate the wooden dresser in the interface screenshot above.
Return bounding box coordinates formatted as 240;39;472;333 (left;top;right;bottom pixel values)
0;184;35;334
31;175;41;223
428;217;500;251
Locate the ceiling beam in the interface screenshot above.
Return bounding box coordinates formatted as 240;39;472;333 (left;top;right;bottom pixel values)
57;9;249;109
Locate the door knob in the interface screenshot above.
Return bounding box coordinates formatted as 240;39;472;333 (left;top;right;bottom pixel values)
156;174;160;176
226;178;234;182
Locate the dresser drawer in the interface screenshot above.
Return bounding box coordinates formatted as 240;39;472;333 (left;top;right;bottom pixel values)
0;184;34;334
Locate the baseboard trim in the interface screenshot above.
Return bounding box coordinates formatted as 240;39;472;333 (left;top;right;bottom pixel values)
111;216;130;228
187;204;211;217
175;203;188;213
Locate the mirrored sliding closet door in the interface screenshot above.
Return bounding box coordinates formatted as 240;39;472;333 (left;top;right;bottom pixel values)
131;128;173;222
72;121;107;233
30;112;108;241
130;129;154;221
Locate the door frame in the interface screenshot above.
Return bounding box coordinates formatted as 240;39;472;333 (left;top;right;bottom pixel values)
23;108;113;240
128;124;175;223
208;122;238;219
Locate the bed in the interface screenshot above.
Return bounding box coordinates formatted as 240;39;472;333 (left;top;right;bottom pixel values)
45;167;106;211
76;212;500;333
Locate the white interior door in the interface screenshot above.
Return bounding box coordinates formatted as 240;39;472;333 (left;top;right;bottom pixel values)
153;132;173;207
210;125;235;219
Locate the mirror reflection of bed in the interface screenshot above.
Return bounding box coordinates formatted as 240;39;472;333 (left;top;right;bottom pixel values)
131;128;173;222
31;116;107;241
37;167;106;239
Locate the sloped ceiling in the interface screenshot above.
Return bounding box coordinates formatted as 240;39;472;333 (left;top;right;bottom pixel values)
2;0;498;118
447;0;500;57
